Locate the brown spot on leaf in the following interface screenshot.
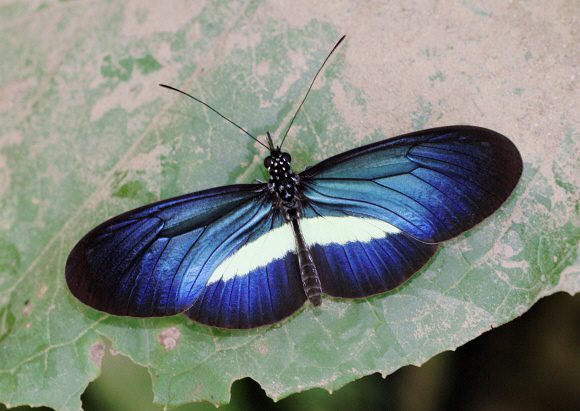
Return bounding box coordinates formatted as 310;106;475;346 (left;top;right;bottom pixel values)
90;343;105;368
158;326;180;352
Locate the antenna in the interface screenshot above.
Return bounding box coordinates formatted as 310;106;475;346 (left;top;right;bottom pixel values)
160;35;346;152
279;35;346;148
159;84;269;150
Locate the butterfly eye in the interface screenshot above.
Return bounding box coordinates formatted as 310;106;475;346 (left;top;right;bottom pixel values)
281;152;291;163
264;156;273;168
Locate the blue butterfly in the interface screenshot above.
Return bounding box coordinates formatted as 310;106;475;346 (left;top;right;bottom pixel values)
66;37;522;329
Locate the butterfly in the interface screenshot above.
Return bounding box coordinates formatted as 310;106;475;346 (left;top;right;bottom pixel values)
65;36;523;329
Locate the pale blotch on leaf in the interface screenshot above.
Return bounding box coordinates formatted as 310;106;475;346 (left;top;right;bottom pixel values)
258;344;268;355
21;301;32;316
36;284;48;298
90;343;105;368
158;326;181;352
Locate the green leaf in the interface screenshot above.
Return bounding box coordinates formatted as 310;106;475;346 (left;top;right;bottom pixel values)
0;1;578;410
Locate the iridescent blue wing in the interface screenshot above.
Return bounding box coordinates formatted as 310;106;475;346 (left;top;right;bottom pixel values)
66;184;305;327
298;126;522;298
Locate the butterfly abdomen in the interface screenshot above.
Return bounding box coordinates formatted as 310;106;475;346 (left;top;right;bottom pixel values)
291;219;323;306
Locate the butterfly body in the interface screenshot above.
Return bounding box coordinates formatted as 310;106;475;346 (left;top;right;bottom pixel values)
263;132;324;307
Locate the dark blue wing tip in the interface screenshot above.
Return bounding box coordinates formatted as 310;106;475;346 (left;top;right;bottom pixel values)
428;125;523;209
184;303;308;330
405;126;522;242
65;215;168;317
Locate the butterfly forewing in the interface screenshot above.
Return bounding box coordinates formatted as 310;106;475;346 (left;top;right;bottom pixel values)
66;184;271;318
300;126;522;243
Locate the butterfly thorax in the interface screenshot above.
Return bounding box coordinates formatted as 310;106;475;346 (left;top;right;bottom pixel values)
264;149;302;219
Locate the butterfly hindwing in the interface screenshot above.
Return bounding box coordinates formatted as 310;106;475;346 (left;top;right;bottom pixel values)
184;209;308;328
185;248;306;329
294;209;440;298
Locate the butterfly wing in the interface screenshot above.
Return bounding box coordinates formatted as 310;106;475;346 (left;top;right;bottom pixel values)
66;184;295;321
299;125;522;298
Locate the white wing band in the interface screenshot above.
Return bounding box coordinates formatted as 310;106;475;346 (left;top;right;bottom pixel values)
207;216;401;284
